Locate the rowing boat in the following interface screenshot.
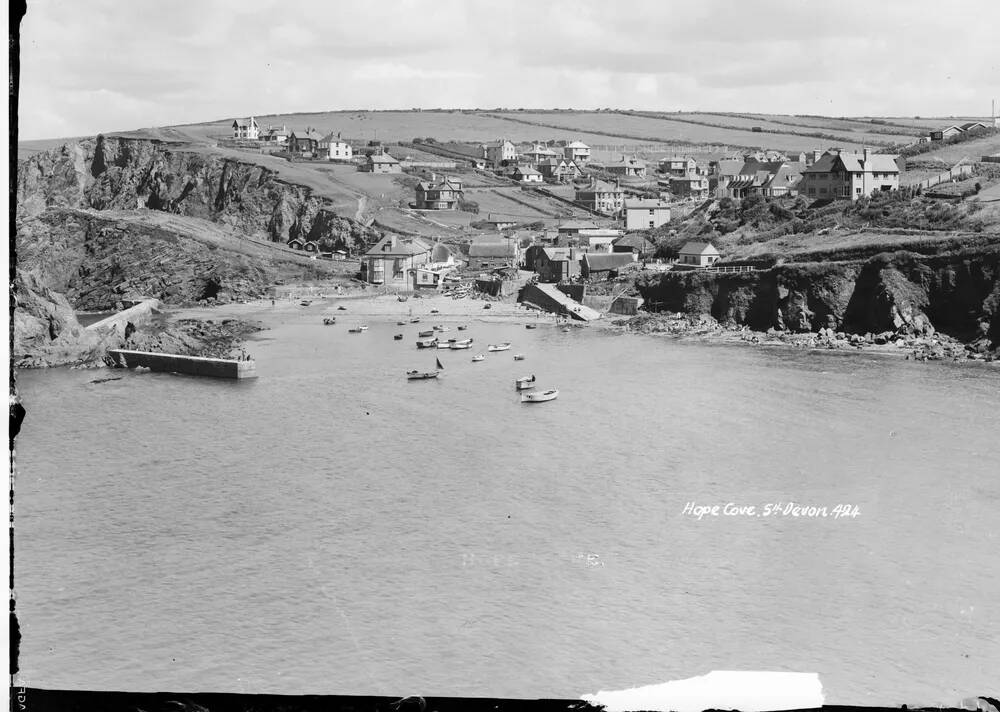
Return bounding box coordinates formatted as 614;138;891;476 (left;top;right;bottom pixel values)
521;389;558;403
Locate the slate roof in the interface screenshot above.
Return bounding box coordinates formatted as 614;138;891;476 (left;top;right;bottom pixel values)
613;233;656;250
583;252;635;271
565;141;590;149
624;199;670;210
369;153;400;164
468;241;516;258
803;152;900;174
679;241;720;256
365;235;432;257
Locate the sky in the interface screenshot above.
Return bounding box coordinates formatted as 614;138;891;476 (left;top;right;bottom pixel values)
14;0;1000;140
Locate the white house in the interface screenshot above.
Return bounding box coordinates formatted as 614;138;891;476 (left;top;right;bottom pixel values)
624;199;671;231
563;140;591;163
320;132;353;161
512;165;544;184
484;139;517;166
232;117;260;140
678;241;721;267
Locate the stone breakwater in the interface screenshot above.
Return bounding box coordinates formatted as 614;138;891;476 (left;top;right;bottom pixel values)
614;312;996;362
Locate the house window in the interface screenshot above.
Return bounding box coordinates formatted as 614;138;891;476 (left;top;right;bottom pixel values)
648;221;655;228
856;187;862;194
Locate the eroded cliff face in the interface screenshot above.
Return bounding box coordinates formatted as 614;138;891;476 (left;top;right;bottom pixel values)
17;136;378;248
636;247;1000;346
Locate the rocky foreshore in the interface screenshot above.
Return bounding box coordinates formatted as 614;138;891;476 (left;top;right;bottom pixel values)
613;312;998;362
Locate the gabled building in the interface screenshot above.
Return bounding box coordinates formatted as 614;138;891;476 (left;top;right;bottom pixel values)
232;117;260;140
659;156;698;177
512;165;544;184
320;132;353;161
361;235;432;286
930;125;964;141
575;179;625;216
537;158;581;183
260;124;289;144
581;252;637;279
415;175;464;210
534;247;580;282
288;129;324;156
678;241;721;268
669;174;710;199
624;198;671;231
521;144;561;164
365;151;401;173
602;155;647;178
799;149;901;200
612;233;656;258
484;139;517;167
563;141;591;163
467;240;520;271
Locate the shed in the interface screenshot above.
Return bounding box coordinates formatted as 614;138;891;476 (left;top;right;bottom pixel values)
678;241;721;267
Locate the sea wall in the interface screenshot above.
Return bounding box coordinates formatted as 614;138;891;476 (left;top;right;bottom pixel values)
635;247;1000;345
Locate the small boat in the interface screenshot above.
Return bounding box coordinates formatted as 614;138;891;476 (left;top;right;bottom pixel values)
515;375;536;391
394;334;403;340
472;354;485;362
436;342;452;349
451;338;473;346
398;295;408;302
457;325;468;331
418;330;435;338
397;321;407;326
562;326;571;333
323;317;336;325
359;325;369;331
487;342;511;352
430;309;439;314
432;325;450;332
301;300;313;306
416;338;438;348
407;370;440;380
483;304;491;310
522;389;558;403
450;342;471;350
410;318;420;323
338;306;347;311
525;324;537;329
348;327;364;333
514;354;526;361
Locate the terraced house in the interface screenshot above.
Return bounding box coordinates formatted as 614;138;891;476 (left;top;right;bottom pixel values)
799;149;901;200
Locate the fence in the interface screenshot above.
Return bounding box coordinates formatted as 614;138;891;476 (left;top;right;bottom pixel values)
910;163;974;190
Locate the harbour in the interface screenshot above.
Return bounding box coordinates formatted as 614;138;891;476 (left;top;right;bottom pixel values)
11;297;1000;703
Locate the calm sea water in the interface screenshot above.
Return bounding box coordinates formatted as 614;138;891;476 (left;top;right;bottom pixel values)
12;306;1000;704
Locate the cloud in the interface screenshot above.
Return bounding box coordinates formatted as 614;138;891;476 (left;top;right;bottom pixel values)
15;0;1000;139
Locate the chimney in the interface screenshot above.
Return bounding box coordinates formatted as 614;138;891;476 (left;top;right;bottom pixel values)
863;148;871;163
812;150;822;164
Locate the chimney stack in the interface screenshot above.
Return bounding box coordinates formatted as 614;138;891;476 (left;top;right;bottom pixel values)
812;150;822;164
863;147;871;162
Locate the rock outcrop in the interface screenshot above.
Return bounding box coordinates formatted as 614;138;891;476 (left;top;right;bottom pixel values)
17;135;379;250
635;246;1000;347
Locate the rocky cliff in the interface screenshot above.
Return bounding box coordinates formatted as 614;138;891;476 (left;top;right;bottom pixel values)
13;135;383;366
635;246;1000;347
17;135;378;247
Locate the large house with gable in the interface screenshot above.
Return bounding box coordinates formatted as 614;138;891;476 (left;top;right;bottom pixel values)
799;149;901;200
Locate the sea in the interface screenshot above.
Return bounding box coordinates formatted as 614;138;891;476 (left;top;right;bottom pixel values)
11;306;1000;705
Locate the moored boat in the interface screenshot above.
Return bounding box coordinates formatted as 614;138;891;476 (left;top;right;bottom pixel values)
406;370;440;380
450;342;471;350
525;324;537;329
348;327;364;333
410;318;420;323
397;321;407;326
515;375;536;390
487;342;511;352
521;389;558;403
513;354;526;361
458;325;468;331
322;317;336;325
472;354;485;362
436;342;452;349
416;338;438;348
393;334;403;340
418;330;435;337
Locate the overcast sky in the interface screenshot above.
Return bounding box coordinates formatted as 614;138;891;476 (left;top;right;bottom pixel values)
16;0;1000;140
